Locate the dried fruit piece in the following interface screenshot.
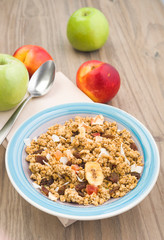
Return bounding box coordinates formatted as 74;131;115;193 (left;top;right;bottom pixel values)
40;178;49;185
101;134;115;139
58;185;66;195
111;164;117;169
109;186;119;195
65;149;74;159
33;149;44;154
86;184;98;195
131;172;140;180
91;132;101;137
85;162;104;186
78;191;85;197
130;142;138;151
72;130;79;136
73;151;82;159
54;150;63;161
35;155;48;165
66;161;72;166
40;177;54;186
41;186;49;196
47;178;54;185
75;182;87;191
71;164;80;172
79;162;85;168
107;172;119;183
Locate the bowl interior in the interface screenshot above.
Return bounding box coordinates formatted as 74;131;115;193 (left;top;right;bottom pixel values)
22;113;144;207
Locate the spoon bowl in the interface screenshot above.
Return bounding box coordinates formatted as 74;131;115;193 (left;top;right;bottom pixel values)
0;60;55;145
28;60;55;97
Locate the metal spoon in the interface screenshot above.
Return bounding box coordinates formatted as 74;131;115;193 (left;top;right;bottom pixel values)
0;60;55;145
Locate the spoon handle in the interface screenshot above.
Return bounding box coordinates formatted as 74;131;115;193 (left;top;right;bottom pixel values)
0;95;32;145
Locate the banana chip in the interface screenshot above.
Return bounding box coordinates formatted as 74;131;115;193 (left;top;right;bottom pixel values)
85;162;104;186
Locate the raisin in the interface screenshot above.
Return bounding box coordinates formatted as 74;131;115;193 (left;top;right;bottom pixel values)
78;191;85;197
101;134;115;139
33;149;44;154
58;186;66;195
46;177;53;186
40;177;54;186
130;142;138;151
109;186;120;195
48;177;54;185
66;161;72;166
107;172;119;183
131;172;140;179
75;182;87;192
91;132;101;137
41;186;49;196
111;164;117;170
73;151;82;159
79;162;85;168
35;155;48;165
72;131;79;136
40;178;48;185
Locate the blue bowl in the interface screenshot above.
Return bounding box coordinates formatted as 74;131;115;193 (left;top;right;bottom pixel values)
5;103;160;220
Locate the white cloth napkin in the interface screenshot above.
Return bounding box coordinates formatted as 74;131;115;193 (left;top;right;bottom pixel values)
0;71;92;227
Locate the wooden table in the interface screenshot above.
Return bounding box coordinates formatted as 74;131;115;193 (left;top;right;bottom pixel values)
0;0;164;239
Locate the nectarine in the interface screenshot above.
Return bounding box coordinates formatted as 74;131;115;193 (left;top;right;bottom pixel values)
13;45;53;77
76;60;120;103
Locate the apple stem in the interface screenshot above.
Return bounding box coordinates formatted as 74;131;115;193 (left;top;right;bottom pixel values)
83;11;90;17
91;66;96;70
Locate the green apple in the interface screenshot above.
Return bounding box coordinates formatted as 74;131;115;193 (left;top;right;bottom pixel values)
0;54;29;111
67;7;109;52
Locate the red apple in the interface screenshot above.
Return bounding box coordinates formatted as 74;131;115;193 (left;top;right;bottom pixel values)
13;45;53;77
76;60;120;103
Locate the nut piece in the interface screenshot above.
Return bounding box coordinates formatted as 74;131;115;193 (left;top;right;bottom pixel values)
85;162;104;186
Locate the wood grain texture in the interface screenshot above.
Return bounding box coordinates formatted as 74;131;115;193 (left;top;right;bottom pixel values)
0;0;164;239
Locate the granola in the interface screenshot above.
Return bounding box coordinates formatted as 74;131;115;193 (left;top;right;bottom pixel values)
25;115;143;206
